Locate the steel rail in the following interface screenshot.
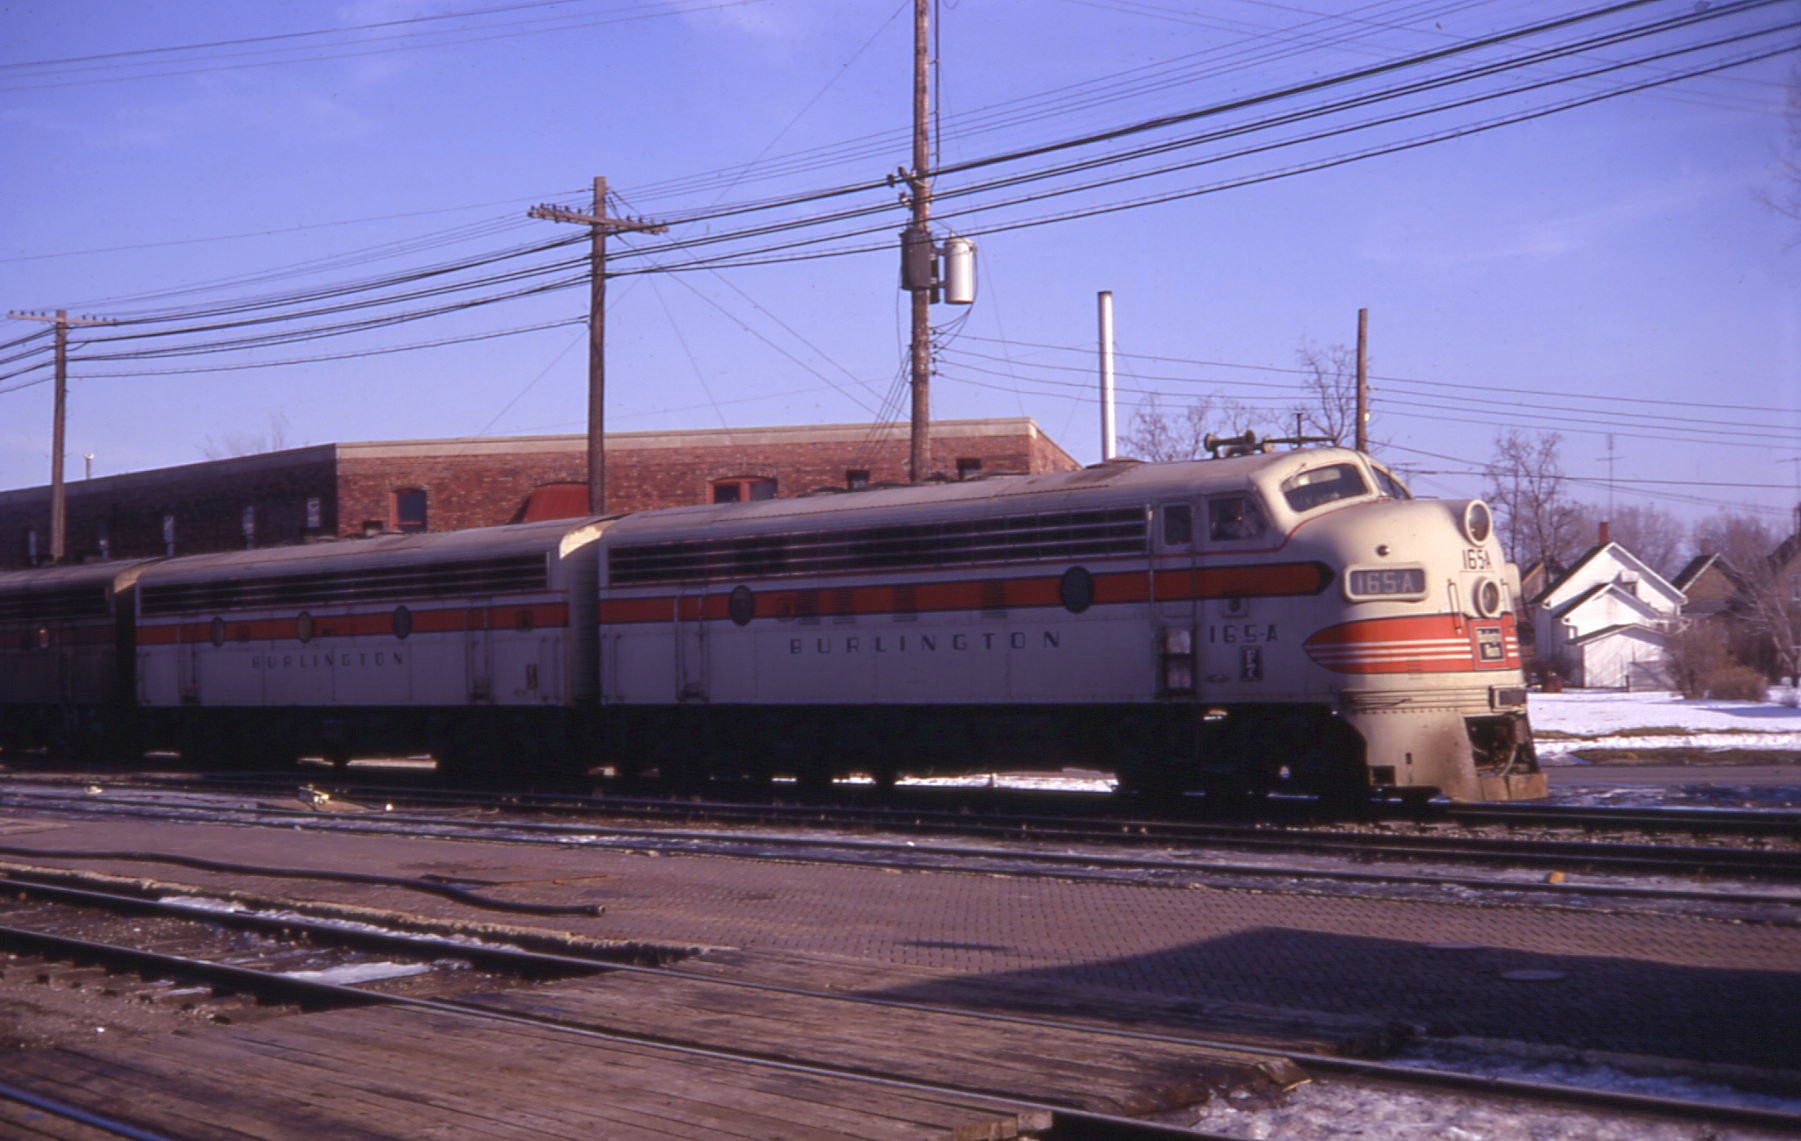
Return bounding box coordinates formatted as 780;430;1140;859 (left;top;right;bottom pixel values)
1447;801;1801;836
4;789;1798;909
10;768;1798;882
312;781;1801;879
0;888;1795;1135
0;1077;178;1141
0;914;1224;1141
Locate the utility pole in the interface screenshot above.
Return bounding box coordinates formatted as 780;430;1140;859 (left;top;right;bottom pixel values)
1354;307;1370;453
8;308;114;562
906;0;932;482
1097;291;1116;461
528;177;666;515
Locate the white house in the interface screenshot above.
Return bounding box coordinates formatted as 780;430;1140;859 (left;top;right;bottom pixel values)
1535;534;1685;689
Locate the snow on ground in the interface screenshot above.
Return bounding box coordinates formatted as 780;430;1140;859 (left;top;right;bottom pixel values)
1530;688;1801;762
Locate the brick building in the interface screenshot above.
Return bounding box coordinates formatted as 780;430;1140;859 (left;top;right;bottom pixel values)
0;418;1077;568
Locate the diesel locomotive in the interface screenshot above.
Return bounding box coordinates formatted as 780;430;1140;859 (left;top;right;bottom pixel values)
0;444;1545;802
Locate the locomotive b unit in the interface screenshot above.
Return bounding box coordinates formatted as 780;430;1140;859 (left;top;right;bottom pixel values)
0;445;1544;803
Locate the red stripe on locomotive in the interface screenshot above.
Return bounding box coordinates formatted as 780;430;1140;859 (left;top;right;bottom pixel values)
1302;612;1519;674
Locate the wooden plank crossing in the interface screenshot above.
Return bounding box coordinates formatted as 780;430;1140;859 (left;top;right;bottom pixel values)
680;947;1405;1058
472;964;1301;1117
1;1005;1048;1140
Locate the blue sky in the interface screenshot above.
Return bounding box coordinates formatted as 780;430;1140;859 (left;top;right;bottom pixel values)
2;0;1797;534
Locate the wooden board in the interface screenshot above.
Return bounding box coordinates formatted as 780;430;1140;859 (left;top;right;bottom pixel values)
1;1004;1045;1141
470;965;1298;1117
684;947;1405;1057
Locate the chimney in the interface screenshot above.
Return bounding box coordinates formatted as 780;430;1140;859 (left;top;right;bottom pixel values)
1598;520;1610;546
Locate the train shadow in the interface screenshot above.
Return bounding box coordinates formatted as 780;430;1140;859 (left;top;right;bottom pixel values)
868;927;1801;1070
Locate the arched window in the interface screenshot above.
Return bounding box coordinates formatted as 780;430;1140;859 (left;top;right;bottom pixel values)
392;488;428;532
710;477;776;504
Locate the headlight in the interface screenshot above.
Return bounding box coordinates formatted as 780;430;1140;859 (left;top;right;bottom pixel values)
1461;500;1493;544
1473;577;1504;617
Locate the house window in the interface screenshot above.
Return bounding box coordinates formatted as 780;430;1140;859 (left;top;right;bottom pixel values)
956;457;983;480
846;470;870;490
711;477;776;504
393;488;428;532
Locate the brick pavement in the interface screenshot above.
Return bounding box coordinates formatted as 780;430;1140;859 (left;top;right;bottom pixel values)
4;812;1796;1068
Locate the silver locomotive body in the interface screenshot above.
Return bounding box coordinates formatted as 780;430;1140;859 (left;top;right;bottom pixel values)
594;447;1543;801
0;445;1542;801
130;518;605;771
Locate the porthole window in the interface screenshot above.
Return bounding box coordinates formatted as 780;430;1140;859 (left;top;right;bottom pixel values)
393;606;412;640
1059;566;1095;614
296;611;315;644
210;617;226;647
728;584;756;627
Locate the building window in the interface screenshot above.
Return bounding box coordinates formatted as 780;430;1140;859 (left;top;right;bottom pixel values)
956;457;983;480
846;470;870;490
711;477;776;504
393;488;428;532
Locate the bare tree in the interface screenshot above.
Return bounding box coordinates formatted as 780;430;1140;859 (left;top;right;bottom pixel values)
1121;393;1254;462
1757;67;1801;236
1292;340;1358;447
202;411;294;460
1691;511;1801;683
1483;429;1582;570
1570;501;1686;578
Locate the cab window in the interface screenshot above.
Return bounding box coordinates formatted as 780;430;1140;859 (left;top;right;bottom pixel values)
1372;464;1411;500
1207;494;1268;542
1280;463;1369;513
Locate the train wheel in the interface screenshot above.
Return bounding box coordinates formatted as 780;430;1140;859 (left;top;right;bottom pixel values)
793;758;834;800
1116;762;1185;805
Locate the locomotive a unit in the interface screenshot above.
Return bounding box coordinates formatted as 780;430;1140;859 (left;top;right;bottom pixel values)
0;442;1546;804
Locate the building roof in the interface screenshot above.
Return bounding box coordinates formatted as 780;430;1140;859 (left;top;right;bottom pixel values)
1569;622;1672;648
1672;552;1717;591
1538;540;1684;613
1548;580;1665;625
0;418;1076;503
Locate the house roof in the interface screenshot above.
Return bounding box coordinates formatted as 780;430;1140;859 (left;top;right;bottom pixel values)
1673;552;1718;591
1569;622;1672;648
1549;580;1665;624
1539;540;1684;612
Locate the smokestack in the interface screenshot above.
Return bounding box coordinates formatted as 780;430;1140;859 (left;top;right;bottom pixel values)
1598;521;1610;546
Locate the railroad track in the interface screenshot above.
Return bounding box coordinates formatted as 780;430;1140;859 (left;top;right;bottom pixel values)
37;760;1801;837
2;779;1798;909
1;874;1797;1139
